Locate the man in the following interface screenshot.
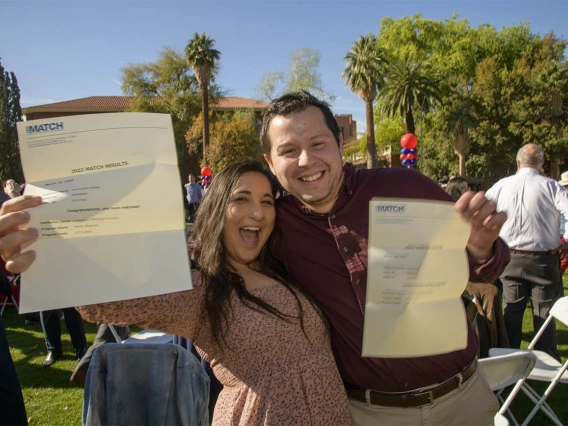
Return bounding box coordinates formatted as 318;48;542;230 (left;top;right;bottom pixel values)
184;174;204;222
261;91;509;425
40;308;87;367
486;144;568;361
559;171;568;275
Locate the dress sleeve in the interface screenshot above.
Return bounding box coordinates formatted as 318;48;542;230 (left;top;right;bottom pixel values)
76;269;207;340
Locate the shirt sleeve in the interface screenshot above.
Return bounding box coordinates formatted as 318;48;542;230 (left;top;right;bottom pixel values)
76;269;206;340
555;184;568;239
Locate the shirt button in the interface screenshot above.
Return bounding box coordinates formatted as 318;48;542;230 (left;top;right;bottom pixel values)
404;383;409;387
355;279;360;285
343;247;348;252
331;214;336;219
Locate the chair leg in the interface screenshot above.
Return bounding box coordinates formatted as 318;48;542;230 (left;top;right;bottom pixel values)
11;296;18;311
520;384;560;425
0;297;6;316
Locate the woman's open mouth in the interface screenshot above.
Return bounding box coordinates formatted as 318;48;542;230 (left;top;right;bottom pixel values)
239;226;260;246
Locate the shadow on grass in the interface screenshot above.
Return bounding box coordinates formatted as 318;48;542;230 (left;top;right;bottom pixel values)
4;307;98;390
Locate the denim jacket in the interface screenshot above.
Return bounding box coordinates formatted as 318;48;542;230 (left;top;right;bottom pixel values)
83;343;210;426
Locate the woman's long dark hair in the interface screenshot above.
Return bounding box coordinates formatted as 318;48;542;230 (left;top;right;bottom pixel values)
190;160;327;349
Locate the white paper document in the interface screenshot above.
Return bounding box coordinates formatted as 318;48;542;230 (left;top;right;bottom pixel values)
16;113;192;313
362;198;470;358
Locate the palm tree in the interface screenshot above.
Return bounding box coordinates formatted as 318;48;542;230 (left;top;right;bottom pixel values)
185;32;221;163
342;34;387;169
380;58;441;135
444;78;478;177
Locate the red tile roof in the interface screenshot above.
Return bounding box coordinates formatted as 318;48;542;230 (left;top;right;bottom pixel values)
22;96;268;114
213;97;268;110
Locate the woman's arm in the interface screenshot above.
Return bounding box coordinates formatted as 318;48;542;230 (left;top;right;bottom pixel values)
77;270;206;339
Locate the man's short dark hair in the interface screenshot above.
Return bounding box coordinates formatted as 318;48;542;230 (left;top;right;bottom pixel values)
260;91;341;157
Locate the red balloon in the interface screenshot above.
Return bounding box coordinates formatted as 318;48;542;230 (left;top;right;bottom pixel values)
201;167;212;177
400;154;406;161
400;133;418;149
406;153;415;160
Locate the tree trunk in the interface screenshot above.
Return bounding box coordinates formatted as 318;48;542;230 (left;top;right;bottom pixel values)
551;155;560;180
405;108;415;135
365;100;377;169
458;153;466;177
202;84;210;165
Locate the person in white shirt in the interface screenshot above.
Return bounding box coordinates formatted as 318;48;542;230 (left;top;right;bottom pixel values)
486;144;568;361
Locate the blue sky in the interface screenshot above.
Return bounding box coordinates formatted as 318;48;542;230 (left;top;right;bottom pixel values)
1;0;566;131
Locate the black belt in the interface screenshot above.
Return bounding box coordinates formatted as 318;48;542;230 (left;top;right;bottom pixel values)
345;358;478;408
510;249;559;256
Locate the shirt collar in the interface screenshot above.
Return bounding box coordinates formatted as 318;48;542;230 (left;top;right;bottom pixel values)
517;167;540;176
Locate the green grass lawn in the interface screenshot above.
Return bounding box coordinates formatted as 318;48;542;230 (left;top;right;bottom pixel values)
4;277;568;425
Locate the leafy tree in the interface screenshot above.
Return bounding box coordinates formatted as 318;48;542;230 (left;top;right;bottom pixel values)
255;48;335;102
379;58;442;135
185;32;221;163
121;47;221;179
186;110;263;173
342;34;388;168
0;59;23;183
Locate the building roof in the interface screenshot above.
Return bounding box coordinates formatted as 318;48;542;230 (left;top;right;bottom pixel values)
22;95;269;115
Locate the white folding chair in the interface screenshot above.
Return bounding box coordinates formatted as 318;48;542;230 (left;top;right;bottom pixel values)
490;295;568;426
479;350;537;426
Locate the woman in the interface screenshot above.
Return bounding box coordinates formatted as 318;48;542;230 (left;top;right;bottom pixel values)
2;160;351;425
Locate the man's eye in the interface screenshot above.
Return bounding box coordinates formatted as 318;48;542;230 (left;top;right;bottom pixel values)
262;200;274;206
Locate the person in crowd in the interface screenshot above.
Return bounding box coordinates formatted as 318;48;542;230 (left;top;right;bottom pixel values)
184;174;204;222
0;161;351;425
39;308;87;367
4;179;21;199
0;180;11;207
486;144;568;361
559;171;568;275
260;91;509;425
445;176;469;201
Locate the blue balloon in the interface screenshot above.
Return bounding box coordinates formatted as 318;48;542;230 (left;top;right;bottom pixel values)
402;159;410;166
410;148;417;154
401;148;411;154
410;159;418;165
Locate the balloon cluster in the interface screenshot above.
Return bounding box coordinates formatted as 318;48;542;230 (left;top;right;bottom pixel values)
400;133;418;167
200;166;212;189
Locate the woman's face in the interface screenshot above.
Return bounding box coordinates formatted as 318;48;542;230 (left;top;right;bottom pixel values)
223;172;276;269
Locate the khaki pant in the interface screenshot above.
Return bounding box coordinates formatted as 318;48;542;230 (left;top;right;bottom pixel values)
349;367;498;425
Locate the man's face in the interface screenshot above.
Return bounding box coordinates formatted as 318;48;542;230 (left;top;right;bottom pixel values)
189;175;195;183
264;106;344;214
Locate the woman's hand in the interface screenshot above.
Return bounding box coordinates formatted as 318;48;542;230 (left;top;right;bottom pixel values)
0;195;43;273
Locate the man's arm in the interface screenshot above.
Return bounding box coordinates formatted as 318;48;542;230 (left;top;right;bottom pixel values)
555;184;568;250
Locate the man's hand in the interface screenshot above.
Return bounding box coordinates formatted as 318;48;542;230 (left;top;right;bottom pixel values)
454;191;507;260
0;195;42;273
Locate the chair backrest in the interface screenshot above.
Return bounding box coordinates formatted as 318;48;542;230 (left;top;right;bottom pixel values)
479;350;537;391
549;296;568;326
83;343;210;426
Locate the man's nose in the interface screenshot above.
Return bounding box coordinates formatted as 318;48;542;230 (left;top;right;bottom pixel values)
298;149;314;167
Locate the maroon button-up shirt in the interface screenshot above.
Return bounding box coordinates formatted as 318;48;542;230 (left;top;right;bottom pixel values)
276;163;510;392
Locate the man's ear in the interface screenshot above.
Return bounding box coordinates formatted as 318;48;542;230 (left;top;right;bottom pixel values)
264;153;275;175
